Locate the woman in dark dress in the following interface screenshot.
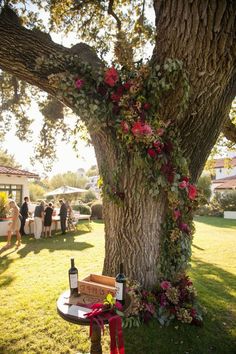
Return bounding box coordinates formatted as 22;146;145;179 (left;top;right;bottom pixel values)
44;202;53;238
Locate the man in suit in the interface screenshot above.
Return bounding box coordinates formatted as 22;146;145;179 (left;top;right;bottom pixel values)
59;199;67;235
20;196;29;236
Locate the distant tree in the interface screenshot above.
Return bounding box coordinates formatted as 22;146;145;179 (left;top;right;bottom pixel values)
197;175;212;203
29;182;45;201
0;148;21;168
86;165;98;177
82;190;97;203
49;171;88;189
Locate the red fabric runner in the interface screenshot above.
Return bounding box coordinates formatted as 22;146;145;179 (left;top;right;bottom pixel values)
83;303;125;354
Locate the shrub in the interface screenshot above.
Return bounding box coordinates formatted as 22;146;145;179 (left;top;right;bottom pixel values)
0;192;8;219
91;201;103;219
217;191;236;211
197;175;212;204
73;203;91;215
81;190;97;203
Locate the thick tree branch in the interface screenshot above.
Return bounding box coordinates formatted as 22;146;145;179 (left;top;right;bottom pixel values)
0;6;103;106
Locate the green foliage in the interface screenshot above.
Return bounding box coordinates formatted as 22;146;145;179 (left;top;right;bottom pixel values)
0;148;21;168
217;191;236;211
81;190;97;204
197;175;212;203
29;182;45;202
91;200;103;219
49;171;88;189
86;165;98;177
73;203;91;215
0;191;8;219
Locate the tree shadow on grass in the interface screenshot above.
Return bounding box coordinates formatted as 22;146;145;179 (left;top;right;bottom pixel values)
16;230;94;258
0;256;15;288
125;258;236;354
194;216;236;229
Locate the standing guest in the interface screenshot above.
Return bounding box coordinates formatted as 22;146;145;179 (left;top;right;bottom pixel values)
44;202;54;238
4;200;21;249
59;199;67;235
20;196;29;236
66;201;76;232
34;200;45;239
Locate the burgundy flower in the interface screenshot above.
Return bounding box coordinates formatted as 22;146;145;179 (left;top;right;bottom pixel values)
147;148;156;158
97;84;107;96
163;141;173;154
111;92;122;102
112;104;121;115
104;66;119;87
190;308;197;318
179;222;190;234
121;121;129;133
182;176;189;183
75;78;85;90
143;102;151;110
188;184;197;200
123;81;132;90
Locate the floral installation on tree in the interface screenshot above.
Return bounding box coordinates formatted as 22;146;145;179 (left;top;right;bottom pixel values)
37;53;199;291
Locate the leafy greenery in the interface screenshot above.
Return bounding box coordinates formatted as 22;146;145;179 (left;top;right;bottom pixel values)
217;191;236;211
73;203;91;215
0;148;21;168
0;191;8;219
0;218;235;353
91;200;103;219
197;175;212;204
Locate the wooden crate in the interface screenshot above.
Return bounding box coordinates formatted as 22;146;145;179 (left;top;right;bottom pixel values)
78;274;116;298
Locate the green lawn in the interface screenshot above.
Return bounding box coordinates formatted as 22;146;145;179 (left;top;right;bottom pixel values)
0;217;235;354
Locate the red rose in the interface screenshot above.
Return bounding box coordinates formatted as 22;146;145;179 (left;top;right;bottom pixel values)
131;121;143;136
104;66;119;87
111;92;122;102
188;184;197;200
121;121;129;133
182;176;189;183
147;148;156;158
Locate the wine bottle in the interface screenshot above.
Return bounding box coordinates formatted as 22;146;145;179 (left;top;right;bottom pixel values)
69;258;78;296
115;263;126;306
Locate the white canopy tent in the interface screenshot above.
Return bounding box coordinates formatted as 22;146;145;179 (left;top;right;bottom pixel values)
45;185;87;197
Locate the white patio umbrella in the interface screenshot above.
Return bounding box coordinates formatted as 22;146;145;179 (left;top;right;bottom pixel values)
45;185;87;197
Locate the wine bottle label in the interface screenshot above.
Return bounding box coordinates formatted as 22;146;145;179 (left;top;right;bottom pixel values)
115;282;123;300
70;274;78;289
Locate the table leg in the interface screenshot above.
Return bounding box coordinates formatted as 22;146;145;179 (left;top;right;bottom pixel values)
90;323;102;354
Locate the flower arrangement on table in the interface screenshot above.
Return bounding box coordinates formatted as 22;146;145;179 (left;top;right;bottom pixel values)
89;274;203;331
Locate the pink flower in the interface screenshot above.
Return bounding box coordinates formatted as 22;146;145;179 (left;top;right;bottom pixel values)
173;209;181;220
143;102;151;110
179;180;188;189
104;66;119;87
188;184;197;200
160;281;171;290
142;123;153;135
147;148;156;158
121;121;129;133
75;78;85;90
156;128;165;136
131;121;152;136
182;176;189;183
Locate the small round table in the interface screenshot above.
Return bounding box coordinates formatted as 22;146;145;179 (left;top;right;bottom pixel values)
57;290;107;354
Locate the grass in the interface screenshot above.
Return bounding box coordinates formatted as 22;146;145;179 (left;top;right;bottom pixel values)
0;217;235;354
